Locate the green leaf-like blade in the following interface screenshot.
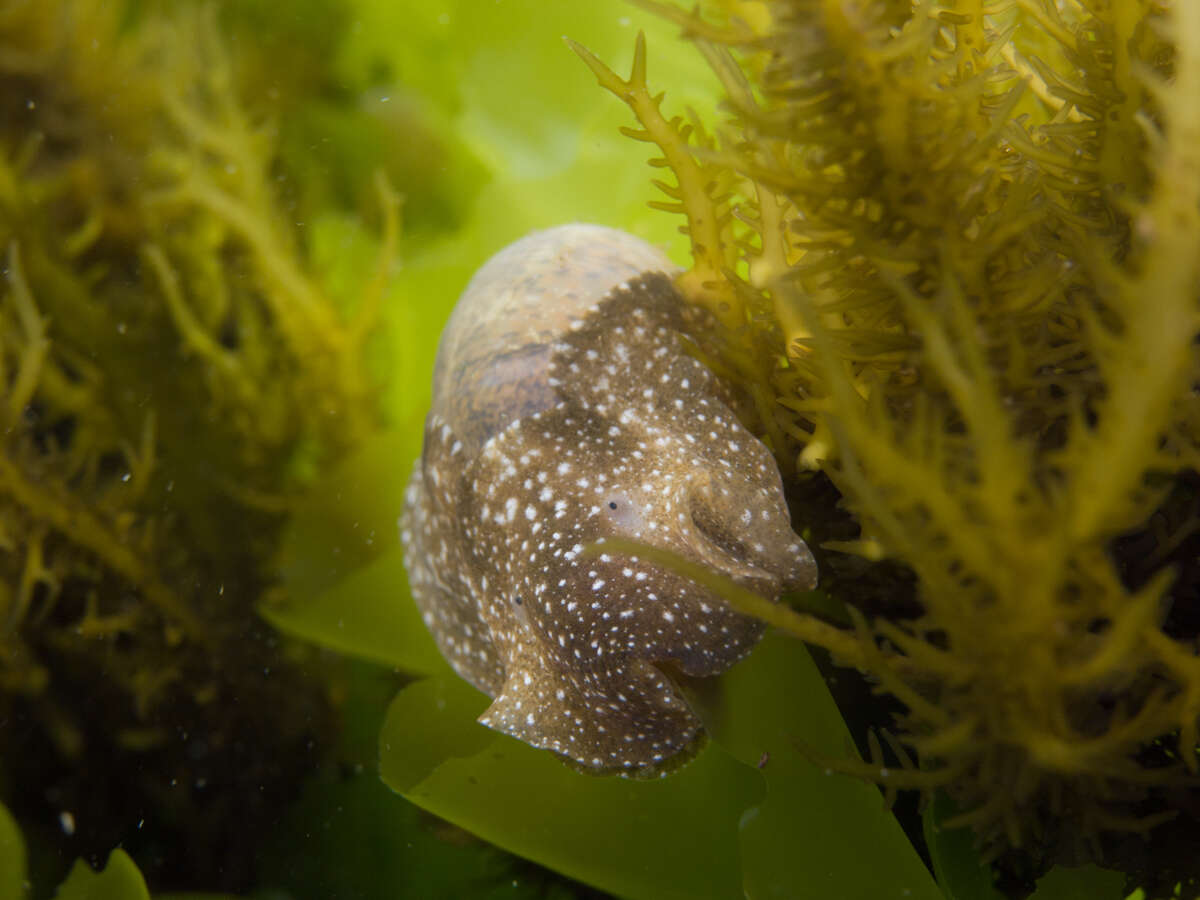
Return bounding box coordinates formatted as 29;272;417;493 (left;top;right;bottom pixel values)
706;633;942;900
379;673;761;900
0;800;26;900
52;850;149;900
923;791;1006;900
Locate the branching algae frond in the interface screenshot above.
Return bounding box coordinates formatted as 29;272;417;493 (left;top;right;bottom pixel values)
577;0;1200;862
0;0;389;887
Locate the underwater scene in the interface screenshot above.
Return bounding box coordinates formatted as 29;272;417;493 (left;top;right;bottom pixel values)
0;0;1197;898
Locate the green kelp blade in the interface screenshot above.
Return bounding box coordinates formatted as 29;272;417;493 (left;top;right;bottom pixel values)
52;850;148;900
379;636;943;900
0;800;26;900
706;633;942;900
264;544;447;676
275;432;416;609
268;430;447;676
379;673;761;900
923;792;1007;900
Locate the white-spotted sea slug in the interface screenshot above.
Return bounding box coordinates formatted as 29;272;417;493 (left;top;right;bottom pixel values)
400;224;817;773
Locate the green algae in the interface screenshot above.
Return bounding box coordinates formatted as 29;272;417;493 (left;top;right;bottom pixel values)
575;0;1200;876
0;0;396;890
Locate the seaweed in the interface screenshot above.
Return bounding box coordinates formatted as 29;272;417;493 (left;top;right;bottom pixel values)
0;0;393;889
575;0;1200;872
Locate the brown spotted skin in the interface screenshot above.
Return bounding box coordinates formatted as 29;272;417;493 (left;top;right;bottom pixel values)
401;224;817;774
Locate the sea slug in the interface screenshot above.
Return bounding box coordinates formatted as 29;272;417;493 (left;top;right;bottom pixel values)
401;224;817;773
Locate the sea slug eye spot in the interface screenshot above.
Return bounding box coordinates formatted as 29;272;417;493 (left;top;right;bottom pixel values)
602;490;646;533
513;595;523;606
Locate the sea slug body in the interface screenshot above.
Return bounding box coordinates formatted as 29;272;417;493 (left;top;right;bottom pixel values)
400;224;817;773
